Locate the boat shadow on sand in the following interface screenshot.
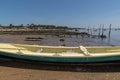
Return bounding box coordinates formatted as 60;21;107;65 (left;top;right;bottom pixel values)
0;56;120;72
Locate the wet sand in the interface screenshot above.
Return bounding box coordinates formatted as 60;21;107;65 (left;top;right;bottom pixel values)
0;34;106;46
0;59;120;80
0;34;118;80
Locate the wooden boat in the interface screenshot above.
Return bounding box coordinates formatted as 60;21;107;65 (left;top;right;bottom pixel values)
0;43;120;63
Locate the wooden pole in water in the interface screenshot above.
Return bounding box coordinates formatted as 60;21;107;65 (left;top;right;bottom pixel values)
93;26;95;36
101;24;104;37
87;26;90;34
98;24;101;38
90;27;92;36
108;24;112;45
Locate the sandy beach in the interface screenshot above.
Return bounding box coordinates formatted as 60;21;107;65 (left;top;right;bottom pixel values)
0;34;118;80
0;59;120;80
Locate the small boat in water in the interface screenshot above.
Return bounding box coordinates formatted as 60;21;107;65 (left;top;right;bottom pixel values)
0;43;120;63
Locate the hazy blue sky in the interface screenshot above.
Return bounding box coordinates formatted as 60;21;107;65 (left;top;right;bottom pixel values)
0;0;120;27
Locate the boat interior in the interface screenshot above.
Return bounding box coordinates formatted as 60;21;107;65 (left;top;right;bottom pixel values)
13;44;120;54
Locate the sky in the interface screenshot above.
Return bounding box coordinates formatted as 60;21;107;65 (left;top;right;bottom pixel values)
0;0;120;27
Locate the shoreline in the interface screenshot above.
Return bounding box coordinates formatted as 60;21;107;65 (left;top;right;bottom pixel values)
0;34;108;46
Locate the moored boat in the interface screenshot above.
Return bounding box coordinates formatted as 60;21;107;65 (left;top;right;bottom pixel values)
0;43;120;63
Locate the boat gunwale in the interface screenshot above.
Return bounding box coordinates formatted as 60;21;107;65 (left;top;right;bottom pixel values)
0;48;120;58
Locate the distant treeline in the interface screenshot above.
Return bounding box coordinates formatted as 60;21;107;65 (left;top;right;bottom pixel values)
0;24;68;29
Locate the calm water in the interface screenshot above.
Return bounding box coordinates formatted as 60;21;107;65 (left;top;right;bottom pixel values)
81;29;120;46
65;28;120;46
107;29;120;46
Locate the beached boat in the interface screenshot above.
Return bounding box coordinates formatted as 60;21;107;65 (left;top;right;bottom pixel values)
0;43;120;63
